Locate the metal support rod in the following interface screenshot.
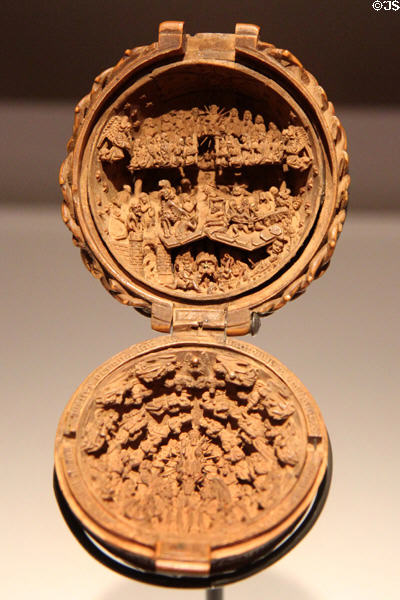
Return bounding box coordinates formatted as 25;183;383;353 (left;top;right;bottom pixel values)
206;588;223;600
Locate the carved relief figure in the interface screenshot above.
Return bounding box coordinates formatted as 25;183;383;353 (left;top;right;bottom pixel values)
78;350;302;534
195;252;219;292
98;115;132;162
108;185;131;240
93;102;317;296
174;251;198;291
159;180;180;237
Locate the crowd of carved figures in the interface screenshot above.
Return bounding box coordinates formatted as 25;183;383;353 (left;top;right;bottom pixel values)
98;106;312;172
94;103;315;295
81;351;301;533
99;175;308;294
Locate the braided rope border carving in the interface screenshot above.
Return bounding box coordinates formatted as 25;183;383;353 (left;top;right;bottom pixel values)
60;44;156;310
59;37;349;319
252;42;350;316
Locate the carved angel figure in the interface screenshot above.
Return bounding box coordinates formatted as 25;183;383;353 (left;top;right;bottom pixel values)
135;353;177;384
283;125;312;171
98;115;132;162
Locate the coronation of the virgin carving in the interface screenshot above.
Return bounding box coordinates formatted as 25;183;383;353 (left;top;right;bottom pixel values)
88;83;322;298
77;349;305;535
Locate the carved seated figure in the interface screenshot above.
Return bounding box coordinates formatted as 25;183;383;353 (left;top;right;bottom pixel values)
176;178;198;235
264;121;284;162
195;251;218;292
204;185;226;230
227;184;252;235
141;117;157;138
275;181;292;208
221;107;241;137
219;252;235;283
254;114;267;138
269;238;286;263
98;114;132;163
242;110;254;135
258;186;279;213
127;196;144;238
174;251;198;291
137;192;154;231
159;180;181;237
108;185;132;240
283;124;312;171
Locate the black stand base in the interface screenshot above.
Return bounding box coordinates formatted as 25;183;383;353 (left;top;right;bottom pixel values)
53;440;332;590
207;589;223;600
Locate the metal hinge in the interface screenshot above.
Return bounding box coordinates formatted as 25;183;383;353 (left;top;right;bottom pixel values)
172;308;226;333
151;302;254;337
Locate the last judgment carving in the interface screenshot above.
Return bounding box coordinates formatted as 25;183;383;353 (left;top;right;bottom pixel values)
90;102;320;297
77;349;304;534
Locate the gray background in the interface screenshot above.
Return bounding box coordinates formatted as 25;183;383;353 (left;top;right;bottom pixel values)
1;2;400;599
2;0;400;104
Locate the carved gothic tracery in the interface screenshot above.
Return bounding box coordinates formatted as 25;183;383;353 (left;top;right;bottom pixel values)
79;349;303;534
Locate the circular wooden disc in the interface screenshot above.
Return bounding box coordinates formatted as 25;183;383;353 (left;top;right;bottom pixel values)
55;336;328;575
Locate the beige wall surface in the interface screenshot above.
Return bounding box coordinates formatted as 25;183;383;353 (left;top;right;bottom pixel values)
1;207;399;599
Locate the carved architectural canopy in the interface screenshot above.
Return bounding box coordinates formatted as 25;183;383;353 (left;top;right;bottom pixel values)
61;22;349;330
